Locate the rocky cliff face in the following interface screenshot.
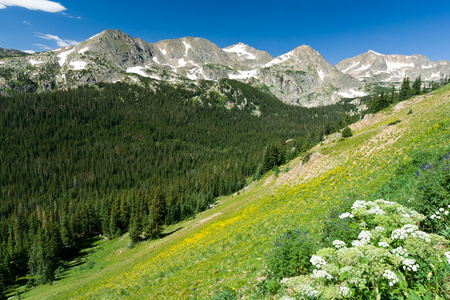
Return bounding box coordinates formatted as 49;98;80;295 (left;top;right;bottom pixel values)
336;50;450;87
253;45;366;106
0;30;391;107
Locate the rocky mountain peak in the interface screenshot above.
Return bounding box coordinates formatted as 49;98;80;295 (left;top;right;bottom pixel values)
337;51;450;85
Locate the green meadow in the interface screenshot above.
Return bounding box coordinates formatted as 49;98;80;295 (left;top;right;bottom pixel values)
19;84;450;299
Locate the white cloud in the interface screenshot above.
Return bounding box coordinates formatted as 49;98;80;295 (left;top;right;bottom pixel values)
36;32;79;47
23;20;33;25
0;0;66;13
22;50;36;54
33;43;52;50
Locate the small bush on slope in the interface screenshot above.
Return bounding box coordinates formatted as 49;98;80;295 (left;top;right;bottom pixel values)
278;199;450;300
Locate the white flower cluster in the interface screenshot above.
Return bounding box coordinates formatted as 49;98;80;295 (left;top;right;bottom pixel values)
391;224;429;241
351;240;367;247
351;200;386;215
366;206;386;215
378;241;390;248
402;258;419;272
312;269;333;280
310;255;327;269
351;200;369;210
307;289;321;298
333;240;346;249
391;246;408;258
358;230;371;243
375;226;386;233
382;270;399;286
444;252;450;264
339;212;354;219
339;285;350;297
397;207;411;218
430;207;450;219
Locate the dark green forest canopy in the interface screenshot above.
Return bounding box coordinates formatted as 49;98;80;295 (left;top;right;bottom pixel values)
0;79;356;285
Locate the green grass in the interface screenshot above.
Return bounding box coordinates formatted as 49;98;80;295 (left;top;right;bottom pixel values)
19;84;450;299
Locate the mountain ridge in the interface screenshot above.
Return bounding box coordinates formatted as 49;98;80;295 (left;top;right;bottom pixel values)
0;29;449;107
0;29;365;107
336;50;450;87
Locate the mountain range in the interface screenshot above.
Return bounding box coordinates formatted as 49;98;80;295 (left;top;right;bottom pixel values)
0;29;449;106
337;50;450;87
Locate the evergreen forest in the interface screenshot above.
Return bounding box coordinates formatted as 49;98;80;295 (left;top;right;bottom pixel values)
0;79;358;288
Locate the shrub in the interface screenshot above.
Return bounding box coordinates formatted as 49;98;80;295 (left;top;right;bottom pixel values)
279;199;450;300
341;126;353;138
388;120;401;126
320;204;360;248
266;226;320;279
414;153;450;232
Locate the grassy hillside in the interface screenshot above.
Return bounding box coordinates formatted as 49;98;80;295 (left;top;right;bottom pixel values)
18;84;450;299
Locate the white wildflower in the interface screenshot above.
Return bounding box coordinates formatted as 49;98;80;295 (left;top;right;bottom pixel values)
410;230;431;242
358;230;371;243
383;270;399;286
333;240;346;249
339;286;350;297
444;252;450;264
392;246;408;258
445;211;449;216
440;208;445;212
310;255;327;269
392;224;419;240
366;205;386;215
351;239;367;247
307;290;321;298
312;269;333;280
378;242;390;248
351;200;368;210
430;215;436;219
339;212;354;219
403;258;419;272
375;226;386;232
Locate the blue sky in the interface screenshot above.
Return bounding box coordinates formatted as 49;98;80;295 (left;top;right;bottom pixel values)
0;0;449;64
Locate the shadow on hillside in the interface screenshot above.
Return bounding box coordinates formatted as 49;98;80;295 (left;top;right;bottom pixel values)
65;236;101;269
160;227;183;239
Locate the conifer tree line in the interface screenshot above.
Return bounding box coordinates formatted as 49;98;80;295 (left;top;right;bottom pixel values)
366;75;450;113
0;79;357;287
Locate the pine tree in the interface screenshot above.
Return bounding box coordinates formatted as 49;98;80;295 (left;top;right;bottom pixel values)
399;77;412;101
412;76;422;96
128;215;141;244
144;187;166;239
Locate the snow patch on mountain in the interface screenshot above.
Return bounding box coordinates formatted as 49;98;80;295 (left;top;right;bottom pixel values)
70;61;87;70
182;41;192;56
228;69;258;80
337;89;368;98
78;47;89;54
57;48;75;66
317;69;325;81
29;59;44;66
368;50;383;56
264;52;293;67
223;44;256;60
386;61;415;71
